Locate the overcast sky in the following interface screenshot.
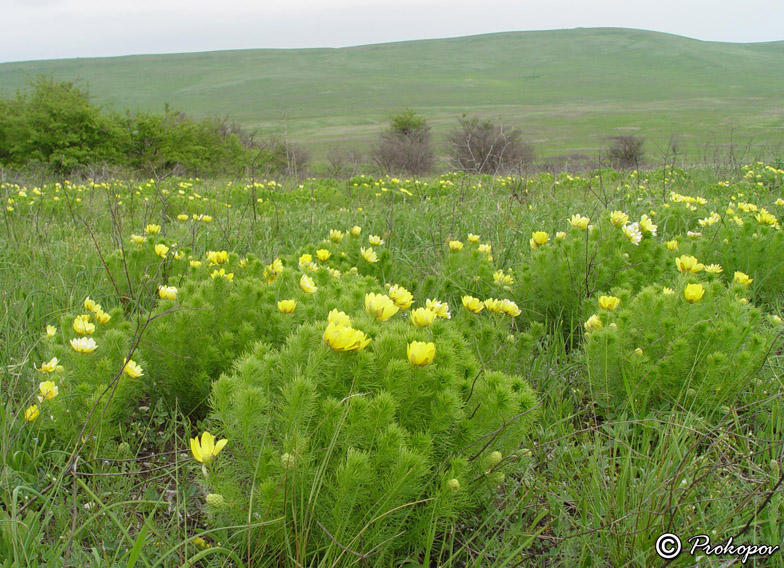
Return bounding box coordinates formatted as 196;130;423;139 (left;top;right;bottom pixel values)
1;0;783;63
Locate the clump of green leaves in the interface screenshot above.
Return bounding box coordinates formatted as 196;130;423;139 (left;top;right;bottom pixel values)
583;279;775;416
205;314;537;564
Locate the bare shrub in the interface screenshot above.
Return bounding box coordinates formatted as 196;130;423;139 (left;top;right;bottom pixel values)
607;135;645;169
326;147;363;178
371;109;434;176
447;115;534;174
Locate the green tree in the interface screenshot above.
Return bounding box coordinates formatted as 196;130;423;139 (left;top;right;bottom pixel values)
3;75;120;171
372;108;434;175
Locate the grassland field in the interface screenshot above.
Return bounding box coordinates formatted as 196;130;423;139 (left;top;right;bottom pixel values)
1;160;784;566
1;28;783;162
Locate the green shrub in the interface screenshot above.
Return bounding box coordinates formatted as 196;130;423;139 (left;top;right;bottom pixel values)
584;279;775;416
204;316;538;564
30;305;145;447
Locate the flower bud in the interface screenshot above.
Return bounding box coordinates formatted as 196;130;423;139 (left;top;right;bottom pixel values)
206;493;227;508
486;451;503;468
281;452;296;470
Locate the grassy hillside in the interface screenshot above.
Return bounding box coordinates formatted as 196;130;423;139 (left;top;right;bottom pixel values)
1;28;783;160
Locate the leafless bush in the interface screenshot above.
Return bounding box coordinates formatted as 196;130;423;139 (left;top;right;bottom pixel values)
326;147;363;178
371;109;435;176
607;135;645;169
446;115;534;174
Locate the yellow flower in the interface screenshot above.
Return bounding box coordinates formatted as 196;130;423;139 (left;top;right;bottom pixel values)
206;250;229;265
144;224;161;235
584;314;603;331
407;341;436;366
676;255;704;273
610;211;629;227
70;337;98;353
598;296;621;310
448;240;463;251
426;298;451;319
484;298;502;313
277;299;296;313
368;234;384;246
639;215;657;236
499;299;521;317
190;431;228;466
755;209;778;227
622;223;642;245
698;212;721;227
556;231;567;239
316;249;331;261
123;358;143;378
467;233;480;242
329;229;344;243
37;357;60;373
45;325;57;338
210;268;234;282
365;293;399;321
666;240;678;251
569;214;590;229
493;270;514;286
193;537;211;550
478;243;492;255
264;258;284;283
327;309;352;327
350;225;361;236
462;295;485;313
83;297;101;313
25;404;40;422
530;231;549;250
190;260;202;268
158;285;178;300
298;253;313;268
201;215;212;223
683;283;705;303
73;315;95;335
95;310;111;324
410;307;436;327
154;244;169;258
322;321;371;352
360;247;378;263
38;380;59;401
662;287;675;295
299;274;317;294
734;271;753;286
177;213;189;221
327;267;341;278
704;264;723;274
389;284;414;309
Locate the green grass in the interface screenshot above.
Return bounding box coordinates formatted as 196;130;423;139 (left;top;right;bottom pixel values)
1;28;783;160
2;165;784;566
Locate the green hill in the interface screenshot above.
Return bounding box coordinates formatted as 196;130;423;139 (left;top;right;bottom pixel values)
1;28;783;160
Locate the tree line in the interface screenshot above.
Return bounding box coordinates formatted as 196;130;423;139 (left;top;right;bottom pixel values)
0;75;298;177
0;76;645;178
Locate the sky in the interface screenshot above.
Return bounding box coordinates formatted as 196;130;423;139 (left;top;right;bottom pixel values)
1;0;783;63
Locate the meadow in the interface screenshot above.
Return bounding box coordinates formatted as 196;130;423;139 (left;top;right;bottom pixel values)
1;160;784;567
2;28;783;161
